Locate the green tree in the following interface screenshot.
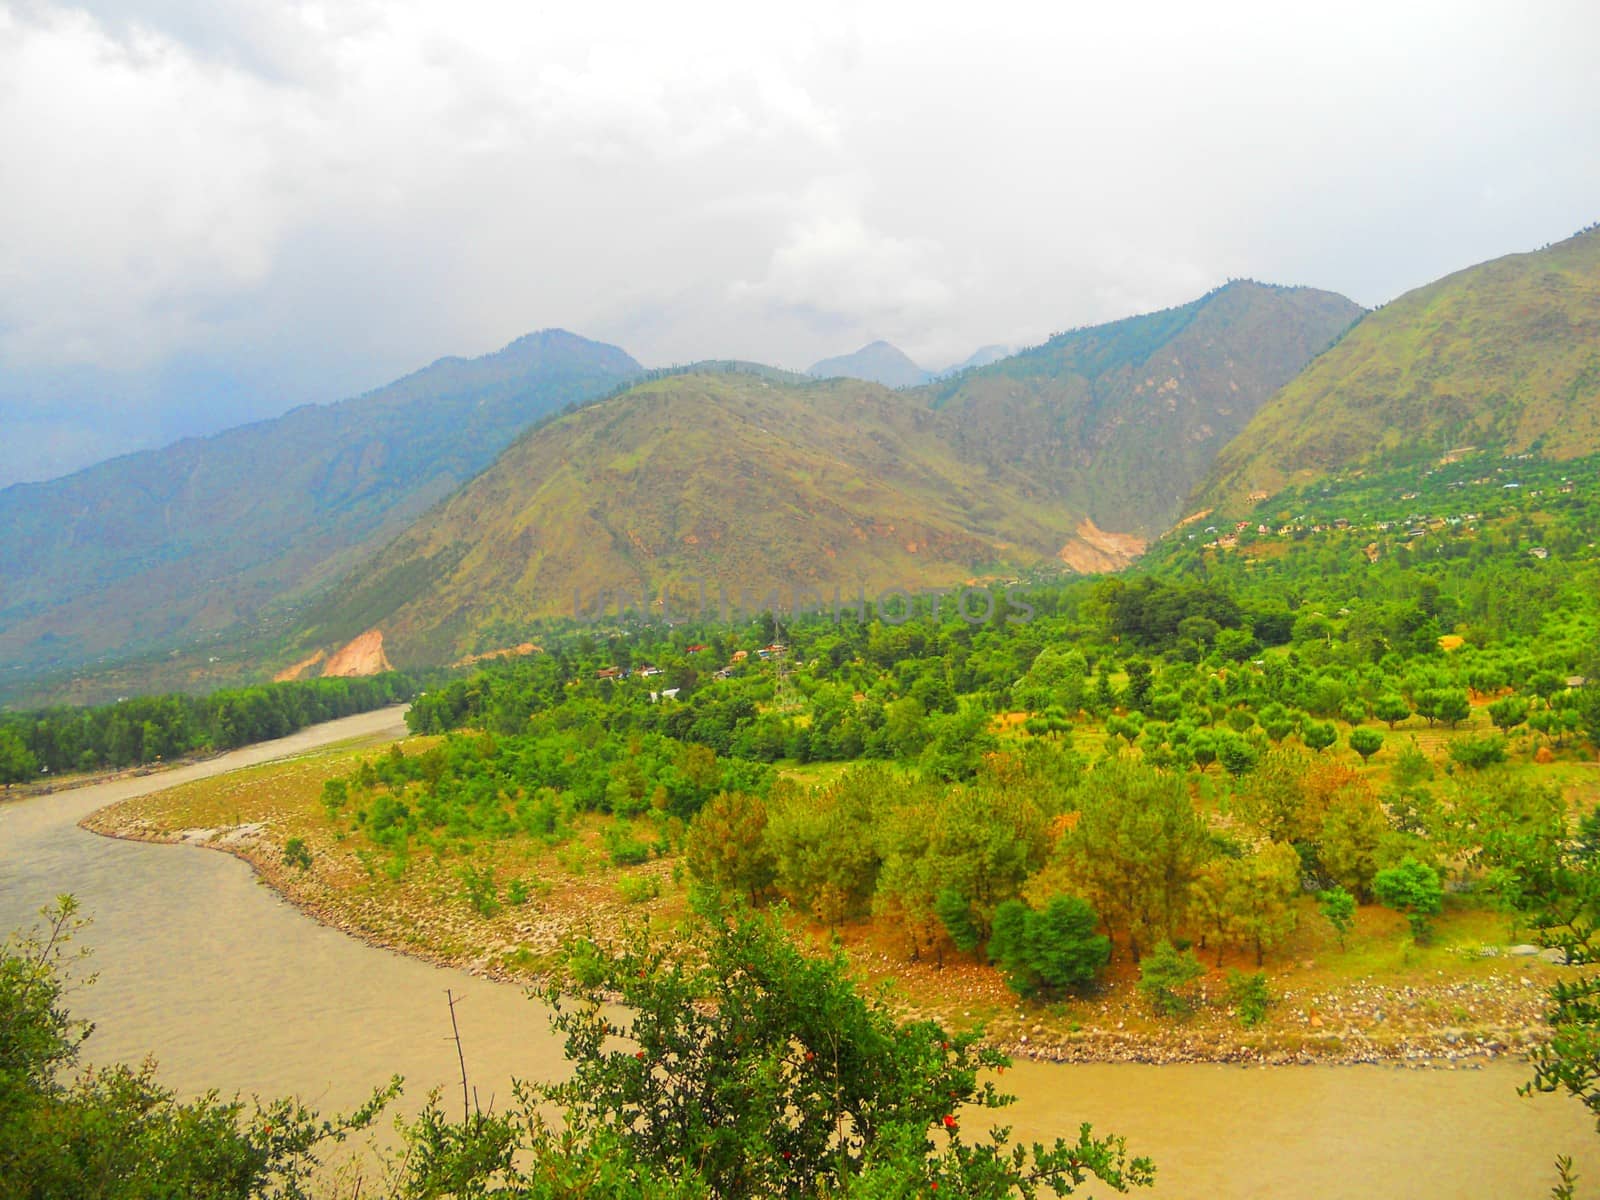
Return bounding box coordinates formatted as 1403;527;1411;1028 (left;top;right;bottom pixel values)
1348;726;1384;762
1056;760;1210;960
1316;886;1357;950
1300;720;1337;754
686;791;776;905
1223;842;1302;966
1319;788;1388;900
0;896;393;1198
987;896;1110;998
1137;941;1204;1018
1372;857;1445;940
481;907;1156;1198
1488;695;1530;735
1373;693;1412;730
1226;970;1272;1028
0;728;38;785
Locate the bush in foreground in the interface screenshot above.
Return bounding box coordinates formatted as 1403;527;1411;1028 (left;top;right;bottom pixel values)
399;905;1154;1198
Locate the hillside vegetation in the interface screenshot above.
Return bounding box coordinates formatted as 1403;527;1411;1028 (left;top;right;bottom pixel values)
0;330;640;683
926;280;1363;536
289;283;1358;670
1199;227;1600;513
292;368;1071;665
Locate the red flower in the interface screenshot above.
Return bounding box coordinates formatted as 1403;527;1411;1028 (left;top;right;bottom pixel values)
942;1115;957;1129
636;1050;646;1060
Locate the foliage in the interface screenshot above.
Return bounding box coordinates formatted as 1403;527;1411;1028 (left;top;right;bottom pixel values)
1316;886;1357;950
0;896;395;1198
987;896;1110;998
1226;970;1272;1028
401;906;1155;1199
1137;942;1205;1018
1;674;413;777
1372;857;1445;940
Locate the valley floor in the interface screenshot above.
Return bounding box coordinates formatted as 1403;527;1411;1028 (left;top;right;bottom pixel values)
79;732;1576;1072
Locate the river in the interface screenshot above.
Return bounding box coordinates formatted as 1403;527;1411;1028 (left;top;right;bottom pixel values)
1;707;1593;1197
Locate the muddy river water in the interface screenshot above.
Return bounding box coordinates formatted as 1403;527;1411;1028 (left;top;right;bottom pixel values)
1;708;1594;1197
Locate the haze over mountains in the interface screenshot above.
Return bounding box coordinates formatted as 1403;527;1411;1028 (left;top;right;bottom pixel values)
0;331;640;680
806;342;1016;389
6;225;1600;698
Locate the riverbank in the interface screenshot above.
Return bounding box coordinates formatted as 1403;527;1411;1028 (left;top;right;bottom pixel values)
78;729;1573;1072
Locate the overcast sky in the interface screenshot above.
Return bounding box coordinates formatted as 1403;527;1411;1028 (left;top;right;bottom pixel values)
2;0;1597;487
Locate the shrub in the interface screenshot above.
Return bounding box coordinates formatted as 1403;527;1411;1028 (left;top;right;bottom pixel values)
1373;856;1444;940
604;824;653;867
1448;734;1507;770
1348;726;1384;762
987;896;1110;998
1137;941;1204;1017
459;864;501;917
282;837;312;871
1227;970;1272;1028
617;874;662;904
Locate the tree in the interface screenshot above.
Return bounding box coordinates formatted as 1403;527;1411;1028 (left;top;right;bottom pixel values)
1056;760;1210;960
1348;726;1384;762
1137;941;1204;1018
686;791;776;905
1317;886;1357;950
1448;734;1507;770
1319;785;1388;900
1373;693;1412;730
0;727;37;785
1223;843;1302;966
765;769;884;924
1372;857;1445;940
1;896;393;1198
497;906;1155;1198
1300;720;1337;754
1226;970;1272;1028
1417;688;1471;729
987;896;1110;998
1488;695;1530;735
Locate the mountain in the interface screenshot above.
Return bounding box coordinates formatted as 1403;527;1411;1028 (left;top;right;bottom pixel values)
290;283;1361;668
938;344;1013;376
808;341;932;388
0;330;642;680
925;280;1365;540
292;368;1068;666
1197;227;1600;513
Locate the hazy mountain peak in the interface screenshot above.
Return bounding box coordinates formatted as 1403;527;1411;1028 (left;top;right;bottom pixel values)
807;341;931;388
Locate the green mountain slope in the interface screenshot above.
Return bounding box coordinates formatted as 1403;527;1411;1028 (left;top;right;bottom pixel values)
295;281;1361;668
926;281;1364;536
294;368;1076;665
1198;227;1600;513
0;331;641;679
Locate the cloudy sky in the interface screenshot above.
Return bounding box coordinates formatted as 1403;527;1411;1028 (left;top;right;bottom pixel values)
1;0;1596;487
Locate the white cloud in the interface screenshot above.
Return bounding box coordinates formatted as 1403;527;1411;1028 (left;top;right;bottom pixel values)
0;0;1597;482
732;182;954;342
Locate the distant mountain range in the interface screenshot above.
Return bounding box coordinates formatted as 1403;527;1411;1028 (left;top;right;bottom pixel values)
1198;227;1600;512
15;223;1597;698
806;341;1019;388
0;331;641;680
287;281;1360;668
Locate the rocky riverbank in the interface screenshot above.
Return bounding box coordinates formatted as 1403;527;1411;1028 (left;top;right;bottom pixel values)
84;800;1567;1073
